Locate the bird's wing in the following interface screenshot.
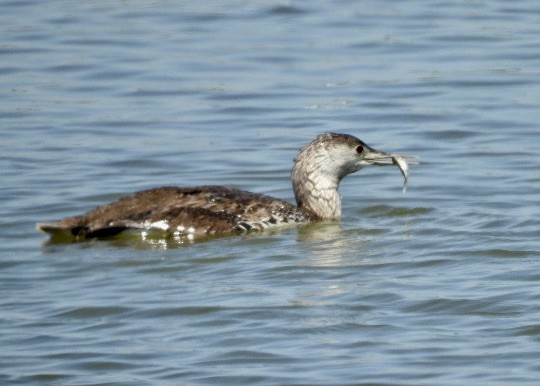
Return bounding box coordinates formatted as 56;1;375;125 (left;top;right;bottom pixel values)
37;186;310;239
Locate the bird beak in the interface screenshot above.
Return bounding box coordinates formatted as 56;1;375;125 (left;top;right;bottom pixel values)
363;147;395;166
364;146;419;167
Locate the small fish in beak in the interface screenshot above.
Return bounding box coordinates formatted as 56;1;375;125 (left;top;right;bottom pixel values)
392;155;409;192
363;146;417;192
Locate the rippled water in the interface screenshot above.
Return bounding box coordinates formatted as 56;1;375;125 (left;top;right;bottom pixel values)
2;1;540;385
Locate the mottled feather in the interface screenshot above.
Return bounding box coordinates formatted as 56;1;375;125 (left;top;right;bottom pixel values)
38;186;316;240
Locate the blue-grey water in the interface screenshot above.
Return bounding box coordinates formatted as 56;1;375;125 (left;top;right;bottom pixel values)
2;1;540;385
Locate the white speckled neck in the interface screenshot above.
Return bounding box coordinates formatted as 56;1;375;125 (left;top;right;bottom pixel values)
291;133;362;220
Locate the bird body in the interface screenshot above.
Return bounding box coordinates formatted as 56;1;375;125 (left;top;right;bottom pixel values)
38;186;315;239
37;133;415;241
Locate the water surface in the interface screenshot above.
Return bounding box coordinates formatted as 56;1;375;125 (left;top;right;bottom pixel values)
2;1;540;385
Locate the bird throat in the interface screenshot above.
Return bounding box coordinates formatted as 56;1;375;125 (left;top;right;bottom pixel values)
293;169;342;220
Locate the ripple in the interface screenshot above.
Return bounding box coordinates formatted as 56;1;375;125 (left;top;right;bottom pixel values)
52;306;133;319
469;248;534;258
197;349;293;366
512;325;540;339
362;204;432;217
403;296;524;317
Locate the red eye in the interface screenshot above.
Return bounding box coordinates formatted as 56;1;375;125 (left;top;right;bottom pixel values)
356;145;364;154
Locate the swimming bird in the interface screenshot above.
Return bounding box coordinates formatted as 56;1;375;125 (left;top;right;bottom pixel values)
37;132;415;241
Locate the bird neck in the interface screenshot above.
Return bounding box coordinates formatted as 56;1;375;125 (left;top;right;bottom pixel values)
291;159;342;220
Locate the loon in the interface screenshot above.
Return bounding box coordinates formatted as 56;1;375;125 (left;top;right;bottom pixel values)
37;132;415;241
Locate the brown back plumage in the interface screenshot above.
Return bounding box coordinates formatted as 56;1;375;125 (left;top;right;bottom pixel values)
37;186;316;240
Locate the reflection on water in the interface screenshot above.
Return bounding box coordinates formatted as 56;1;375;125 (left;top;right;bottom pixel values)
297;222;367;267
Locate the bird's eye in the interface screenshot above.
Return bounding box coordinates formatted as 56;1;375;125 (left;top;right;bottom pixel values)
356;145;364;154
